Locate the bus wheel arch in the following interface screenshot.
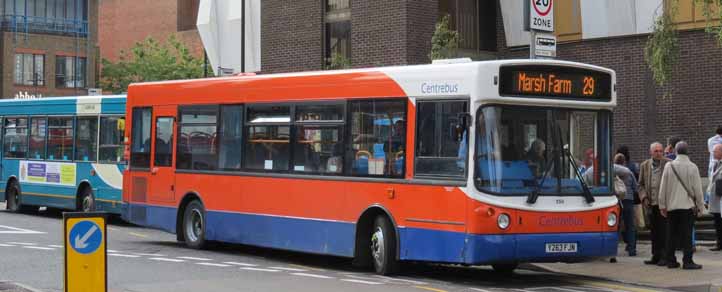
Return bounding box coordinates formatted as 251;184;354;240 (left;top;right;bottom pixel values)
176;193;205;245
76;181;95;212
354;205;400;274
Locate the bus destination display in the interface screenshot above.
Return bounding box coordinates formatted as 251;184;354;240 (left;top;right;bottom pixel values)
499;65;612;100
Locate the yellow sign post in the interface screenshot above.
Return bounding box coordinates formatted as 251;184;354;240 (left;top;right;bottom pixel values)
64;212;107;292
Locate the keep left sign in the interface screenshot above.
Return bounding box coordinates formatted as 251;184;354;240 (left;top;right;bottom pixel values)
64;212;107;292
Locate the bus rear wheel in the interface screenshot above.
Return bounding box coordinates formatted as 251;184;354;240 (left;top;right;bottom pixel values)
6;181;20;212
182;200;207;249
78;188;95;212
370;216;398;275
492;263;518;274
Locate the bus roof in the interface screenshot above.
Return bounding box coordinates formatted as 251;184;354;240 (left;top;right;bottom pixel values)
0;95;126;116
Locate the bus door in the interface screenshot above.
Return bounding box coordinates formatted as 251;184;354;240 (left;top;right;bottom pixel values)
149;106;176;203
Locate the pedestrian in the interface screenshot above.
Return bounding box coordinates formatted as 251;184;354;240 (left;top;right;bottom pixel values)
639;142;671;265
659;141;705;269
708;126;722;178
617;145;640;180
665;137;682;160
707;144;722;251
614;153;638;256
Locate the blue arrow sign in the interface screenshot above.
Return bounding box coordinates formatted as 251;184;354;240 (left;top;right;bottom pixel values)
69;221;102;254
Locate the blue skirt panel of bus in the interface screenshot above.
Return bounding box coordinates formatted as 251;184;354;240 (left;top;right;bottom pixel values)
125;203;617;264
0;160;124;213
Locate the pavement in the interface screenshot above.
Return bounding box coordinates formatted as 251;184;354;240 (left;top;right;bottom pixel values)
535;241;722;292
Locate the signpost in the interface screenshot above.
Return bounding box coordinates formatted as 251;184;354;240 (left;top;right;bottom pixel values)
64;212;107;292
527;0;555;59
534;33;557;58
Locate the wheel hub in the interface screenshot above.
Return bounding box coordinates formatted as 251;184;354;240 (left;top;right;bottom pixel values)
371;227;385;267
187;209;203;242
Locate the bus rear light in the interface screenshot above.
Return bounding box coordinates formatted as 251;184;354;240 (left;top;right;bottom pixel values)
497;213;510;230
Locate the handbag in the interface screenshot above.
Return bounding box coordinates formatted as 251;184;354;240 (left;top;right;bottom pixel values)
614;175;627;201
670;164;700;215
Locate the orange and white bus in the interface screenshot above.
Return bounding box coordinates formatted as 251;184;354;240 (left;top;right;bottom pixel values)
122;59;618;274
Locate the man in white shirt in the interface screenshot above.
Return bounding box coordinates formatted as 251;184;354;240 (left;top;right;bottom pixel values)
708;126;722;178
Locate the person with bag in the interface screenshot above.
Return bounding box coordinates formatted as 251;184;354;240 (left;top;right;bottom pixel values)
659;141;706;270
707;144;722;251
613;153;639;256
639;142;671;265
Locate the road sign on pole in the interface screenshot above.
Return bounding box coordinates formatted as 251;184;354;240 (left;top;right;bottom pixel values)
530;0;554;32
64;212;107;292
534;33;557;58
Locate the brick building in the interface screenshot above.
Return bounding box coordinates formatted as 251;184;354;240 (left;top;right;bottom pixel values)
98;0;204;63
0;0;99;99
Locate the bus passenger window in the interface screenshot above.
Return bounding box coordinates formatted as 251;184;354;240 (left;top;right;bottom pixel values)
292;104;344;174
154;117;174;167
99;116;125;163
218;105;243;170
75;117;98;161
3;117;28;159
414;100;469;179
245;105;291;171
130;108;152;168
47;117;73;161
29;117;47;159
348;100;406;177
177;106;218;171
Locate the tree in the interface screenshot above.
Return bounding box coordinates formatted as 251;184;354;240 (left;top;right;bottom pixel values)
325;52;351;70
646;0;722;86
430;14;460;60
100;35;211;93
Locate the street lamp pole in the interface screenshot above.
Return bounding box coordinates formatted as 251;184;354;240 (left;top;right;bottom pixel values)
241;0;246;73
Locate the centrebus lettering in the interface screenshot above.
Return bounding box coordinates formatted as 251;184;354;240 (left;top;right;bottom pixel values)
517;72;572;95
421;82;459;94
539;216;584;226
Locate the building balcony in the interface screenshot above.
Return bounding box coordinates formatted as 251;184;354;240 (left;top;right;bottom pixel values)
0;15;88;37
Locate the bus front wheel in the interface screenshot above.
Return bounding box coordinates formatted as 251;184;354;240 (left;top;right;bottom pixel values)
371;216;398;275
182;200;207;249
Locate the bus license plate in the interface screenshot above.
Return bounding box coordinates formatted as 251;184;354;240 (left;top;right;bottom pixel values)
545;243;577;253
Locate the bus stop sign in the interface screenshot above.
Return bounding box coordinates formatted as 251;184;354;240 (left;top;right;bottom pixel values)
64;212;107;292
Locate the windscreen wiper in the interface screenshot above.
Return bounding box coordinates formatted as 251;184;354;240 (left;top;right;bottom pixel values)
564;145;595;204
526;151;555;204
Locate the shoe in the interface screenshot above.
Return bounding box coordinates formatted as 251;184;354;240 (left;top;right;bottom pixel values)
644;259;659;265
710;247;722;251
667;262;681;269
656;259;667;266
609;257;617;263
683;263;702;270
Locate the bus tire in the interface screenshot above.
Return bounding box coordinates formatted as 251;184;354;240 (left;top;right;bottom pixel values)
78;187;95;212
371;216;398;275
182;200;207;249
492;263;518;274
6;180;20;212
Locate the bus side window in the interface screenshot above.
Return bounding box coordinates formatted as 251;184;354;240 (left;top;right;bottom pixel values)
99;116;125;163
3;117;28;159
348;100;406;177
414;100;469;179
130;108;152;168
29;117;46;160
48;117;73;161
75;117;98;162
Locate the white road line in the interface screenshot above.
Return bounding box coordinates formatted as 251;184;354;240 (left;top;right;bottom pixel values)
22;246;54;251
177;256;212;261
47;245;63;248
341;274;380;281
223;262;258;267
268;267;307;272
7;242;36;246
341;279;383;285
241;267;280;272
109;254;141;258
373;275;428;285
135;253;167;257
0;244;16;247
470;288;495;292
196;262;232;267
0;225;45;234
291;273;334;279
149;257;185;263
107;249;120;253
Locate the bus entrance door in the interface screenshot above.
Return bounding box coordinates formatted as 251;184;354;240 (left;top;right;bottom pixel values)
149;106;176;203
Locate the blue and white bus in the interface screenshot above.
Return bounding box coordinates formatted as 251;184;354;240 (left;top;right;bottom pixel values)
0;95;126;214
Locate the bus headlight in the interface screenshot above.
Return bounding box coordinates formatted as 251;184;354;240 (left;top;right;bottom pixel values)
497;213;510;230
607;212;617;227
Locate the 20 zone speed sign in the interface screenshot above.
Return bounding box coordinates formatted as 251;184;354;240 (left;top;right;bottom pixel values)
530;0;554;32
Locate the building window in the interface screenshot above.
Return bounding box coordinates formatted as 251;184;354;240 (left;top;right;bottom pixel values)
439;0;497;52
14;53;45;86
324;0;351;67
177;0;200;31
56;55;86;88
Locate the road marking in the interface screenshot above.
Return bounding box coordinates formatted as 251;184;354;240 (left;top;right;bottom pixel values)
413;286;448;292
528;287;585;292
223;262;258;267
7;242;36;245
109;254;141;258
196;262;232;267
268;266;307;272
134;253;166;257
178;256;212;261
0;225;45;234
289;264;325;271
291;273;334;279
129;232;148;238
374;275;428;285
340;274;380;281
22;246;55;251
149;257;185;263
241;267;280;272
341;279;383;285
469;288;494;292
572;281;660;292
107;250;120;253
47;245;63;248
0;244;15;247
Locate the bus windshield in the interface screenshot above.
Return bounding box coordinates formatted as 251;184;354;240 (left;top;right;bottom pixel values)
474;105;612;197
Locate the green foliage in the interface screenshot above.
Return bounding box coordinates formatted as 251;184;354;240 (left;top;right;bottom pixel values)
430;14;460;60
696;0;722;43
645;4;678;86
325;52;351;70
100;35;211;93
